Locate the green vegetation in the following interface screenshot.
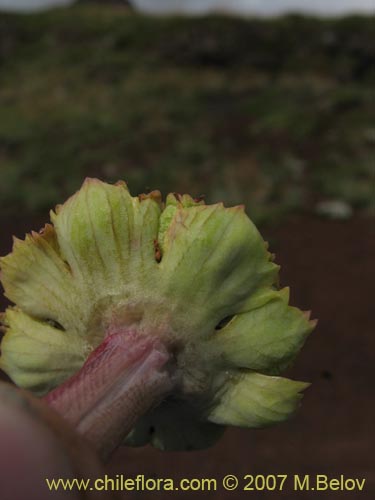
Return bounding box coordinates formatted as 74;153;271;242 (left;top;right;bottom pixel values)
0;6;373;222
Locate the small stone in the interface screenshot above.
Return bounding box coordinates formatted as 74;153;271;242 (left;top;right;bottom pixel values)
315;200;353;219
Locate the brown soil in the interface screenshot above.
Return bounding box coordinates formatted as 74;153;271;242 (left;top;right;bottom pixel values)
0;215;374;499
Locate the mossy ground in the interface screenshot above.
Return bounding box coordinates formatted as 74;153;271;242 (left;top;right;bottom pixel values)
0;6;373;222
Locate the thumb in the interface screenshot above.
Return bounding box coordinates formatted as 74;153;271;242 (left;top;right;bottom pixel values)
0;381;114;500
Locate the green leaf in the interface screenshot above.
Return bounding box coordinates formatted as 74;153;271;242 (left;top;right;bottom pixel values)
0;308;87;396
158;203;279;335
126;399;225;451
208;371;309;427
210;288;315;374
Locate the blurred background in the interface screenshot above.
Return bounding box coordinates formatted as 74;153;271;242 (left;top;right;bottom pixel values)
0;1;374;499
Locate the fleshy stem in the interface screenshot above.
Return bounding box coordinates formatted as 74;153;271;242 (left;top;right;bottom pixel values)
43;330;176;461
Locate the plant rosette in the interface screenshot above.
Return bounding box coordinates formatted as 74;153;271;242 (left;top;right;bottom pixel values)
0;179;315;459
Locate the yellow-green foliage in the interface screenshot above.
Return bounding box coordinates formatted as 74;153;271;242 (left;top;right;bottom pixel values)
0;179;315;450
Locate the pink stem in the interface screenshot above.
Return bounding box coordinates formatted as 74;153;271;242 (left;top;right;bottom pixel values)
43;331;175;461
